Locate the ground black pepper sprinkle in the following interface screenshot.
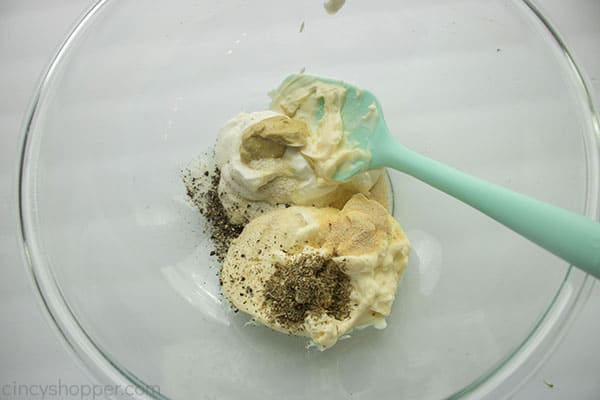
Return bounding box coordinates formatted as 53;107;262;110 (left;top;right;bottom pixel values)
183;166;243;262
263;254;352;330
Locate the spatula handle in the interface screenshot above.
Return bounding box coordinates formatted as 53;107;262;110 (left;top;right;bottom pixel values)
376;136;600;279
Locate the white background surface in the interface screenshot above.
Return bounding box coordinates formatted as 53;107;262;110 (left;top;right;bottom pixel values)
0;0;598;399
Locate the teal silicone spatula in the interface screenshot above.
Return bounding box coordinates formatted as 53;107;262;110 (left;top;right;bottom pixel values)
311;75;600;279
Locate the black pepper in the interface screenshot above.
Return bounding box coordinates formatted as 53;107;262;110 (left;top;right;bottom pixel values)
183;167;244;262
263;254;352;330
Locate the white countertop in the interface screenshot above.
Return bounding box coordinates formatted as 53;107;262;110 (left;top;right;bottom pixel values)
1;0;598;399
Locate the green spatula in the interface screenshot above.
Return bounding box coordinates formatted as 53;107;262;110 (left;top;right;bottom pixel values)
310;74;600;279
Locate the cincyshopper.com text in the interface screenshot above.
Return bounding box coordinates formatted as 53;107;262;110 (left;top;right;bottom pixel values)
1;380;160;399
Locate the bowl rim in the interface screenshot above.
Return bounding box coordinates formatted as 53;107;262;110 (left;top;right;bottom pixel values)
16;0;600;399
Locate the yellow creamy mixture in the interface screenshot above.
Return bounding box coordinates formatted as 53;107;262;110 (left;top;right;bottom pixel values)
222;195;410;348
208;74;410;349
215;76;385;225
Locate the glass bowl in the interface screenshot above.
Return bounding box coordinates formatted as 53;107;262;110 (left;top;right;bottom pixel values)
19;0;599;399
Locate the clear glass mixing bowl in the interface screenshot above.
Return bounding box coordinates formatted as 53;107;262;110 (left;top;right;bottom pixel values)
19;0;599;399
